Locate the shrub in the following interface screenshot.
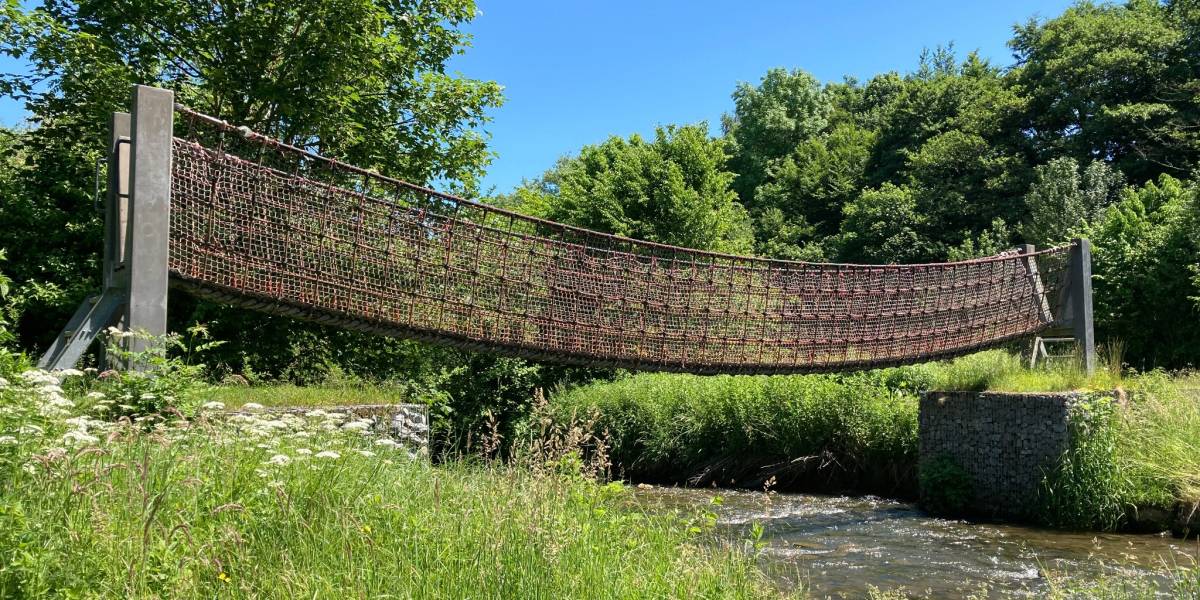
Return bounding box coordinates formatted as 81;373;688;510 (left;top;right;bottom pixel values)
918;454;974;516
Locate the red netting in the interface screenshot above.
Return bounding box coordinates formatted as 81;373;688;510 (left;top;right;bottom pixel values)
167;107;1073;374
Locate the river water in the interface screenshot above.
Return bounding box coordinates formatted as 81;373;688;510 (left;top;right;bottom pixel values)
633;486;1198;598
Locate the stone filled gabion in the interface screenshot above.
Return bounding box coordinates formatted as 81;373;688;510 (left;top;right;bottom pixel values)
918;391;1095;518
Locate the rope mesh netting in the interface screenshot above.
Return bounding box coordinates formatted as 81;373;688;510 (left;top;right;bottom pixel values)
167;107;1074;374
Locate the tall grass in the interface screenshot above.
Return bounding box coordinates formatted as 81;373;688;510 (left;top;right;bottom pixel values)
542;371;919;494
1116;371;1200;508
0;370;781;598
928;349;1124;392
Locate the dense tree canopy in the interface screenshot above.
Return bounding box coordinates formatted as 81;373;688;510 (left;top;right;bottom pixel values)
507;124;753;254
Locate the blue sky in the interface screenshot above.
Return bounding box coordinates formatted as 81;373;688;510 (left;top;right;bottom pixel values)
1;1;1076;193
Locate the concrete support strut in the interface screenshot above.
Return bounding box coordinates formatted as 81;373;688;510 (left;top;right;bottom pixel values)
38;84;173;371
125;85;174;356
1068;238;1096;376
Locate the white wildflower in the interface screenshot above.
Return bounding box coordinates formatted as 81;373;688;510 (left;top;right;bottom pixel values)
265;454;292;466
0;435;16;445
355;449;375;458
43;394;74;408
62;430;100;446
38;405;70;418
17;425;43;435
86;391;107;400
201;401;226;411
295;448;313;455
140;393;157;401
304;409;329;418
64;416;94;430
21;370;56;385
374;438;399;448
241;403;265;412
341;420;371;432
56;368;84;379
0;377;8;388
314;450;340;459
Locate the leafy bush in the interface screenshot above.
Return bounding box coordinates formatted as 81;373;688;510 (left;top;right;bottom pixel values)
918;454;974;515
1037;394;1129;530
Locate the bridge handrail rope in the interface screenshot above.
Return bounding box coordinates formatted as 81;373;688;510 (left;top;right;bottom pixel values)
41;85;1097;375
171;104;1069;271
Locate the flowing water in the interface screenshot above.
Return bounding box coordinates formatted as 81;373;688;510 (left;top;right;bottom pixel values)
633;486;1199;598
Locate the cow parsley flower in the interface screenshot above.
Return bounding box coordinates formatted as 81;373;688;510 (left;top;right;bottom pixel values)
266;454;292;466
314;450;341;459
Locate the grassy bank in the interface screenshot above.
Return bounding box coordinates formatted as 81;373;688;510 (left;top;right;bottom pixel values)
541;369;922;496
541;350;1199;532
0;369;779;598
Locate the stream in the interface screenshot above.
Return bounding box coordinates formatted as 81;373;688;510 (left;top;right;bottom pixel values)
633;486;1198;598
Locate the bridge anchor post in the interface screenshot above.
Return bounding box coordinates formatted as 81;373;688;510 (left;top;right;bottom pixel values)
125;85;174;360
38;85;173;371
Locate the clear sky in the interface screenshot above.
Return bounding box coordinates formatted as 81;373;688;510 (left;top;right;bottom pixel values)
450;0;1075;194
0;1;1077;193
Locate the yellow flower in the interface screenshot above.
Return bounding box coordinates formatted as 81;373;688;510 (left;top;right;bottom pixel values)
218;572;231;583
361;525;372;534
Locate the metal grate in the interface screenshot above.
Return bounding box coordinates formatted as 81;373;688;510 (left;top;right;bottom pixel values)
166;106;1073;374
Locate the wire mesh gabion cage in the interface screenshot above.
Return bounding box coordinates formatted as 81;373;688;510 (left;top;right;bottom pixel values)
167;106;1074;375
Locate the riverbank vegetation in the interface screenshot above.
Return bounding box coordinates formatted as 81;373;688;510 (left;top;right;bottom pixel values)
541;350;1200;533
0;358;780;598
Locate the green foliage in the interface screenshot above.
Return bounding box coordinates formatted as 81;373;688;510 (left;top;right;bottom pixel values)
0;0;504;393
723;68;831;207
87;329;210;419
927;349;1123;393
0;370;777;599
751;122;875;257
514;124;753;254
0;249;13;350
1086;175;1200;368
838;183;931;263
542;371;919;491
1114;371;1200;507
918;454;974;515
1023;158;1125;246
1010;0;1200;181
1037;395;1129;530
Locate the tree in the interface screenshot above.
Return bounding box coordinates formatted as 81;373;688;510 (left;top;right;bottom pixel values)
1022;157;1125;246
517;124;753;254
1086;175;1200;368
0;0;502;361
1010;0;1200;181
751;122;876;254
838;183;932;264
722;68;831;209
